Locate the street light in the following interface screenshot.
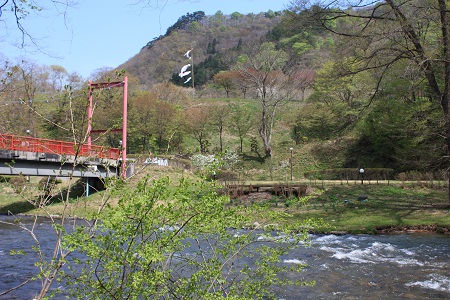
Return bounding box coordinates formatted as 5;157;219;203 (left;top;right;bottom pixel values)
289;147;294;181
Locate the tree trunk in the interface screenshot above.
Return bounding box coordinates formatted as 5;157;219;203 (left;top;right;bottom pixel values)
219;125;223;153
441;110;450;202
259;122;272;157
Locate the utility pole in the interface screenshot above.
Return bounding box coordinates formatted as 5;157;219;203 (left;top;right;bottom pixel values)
181;48;195;98
191;48;195;98
290;147;293;181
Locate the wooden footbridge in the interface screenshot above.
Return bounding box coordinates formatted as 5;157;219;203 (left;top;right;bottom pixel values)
223;182;307;198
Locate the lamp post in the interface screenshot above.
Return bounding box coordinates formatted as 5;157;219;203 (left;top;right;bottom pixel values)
289;147;293;181
359;167;365;185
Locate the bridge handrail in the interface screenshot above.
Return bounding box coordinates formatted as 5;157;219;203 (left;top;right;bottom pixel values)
0;134;120;160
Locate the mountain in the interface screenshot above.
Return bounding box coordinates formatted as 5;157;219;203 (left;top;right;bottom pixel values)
118;11;283;89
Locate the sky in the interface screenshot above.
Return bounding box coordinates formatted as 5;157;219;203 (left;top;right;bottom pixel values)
0;0;291;79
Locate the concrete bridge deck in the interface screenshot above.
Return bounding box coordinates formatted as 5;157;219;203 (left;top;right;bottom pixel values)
0;149;120;178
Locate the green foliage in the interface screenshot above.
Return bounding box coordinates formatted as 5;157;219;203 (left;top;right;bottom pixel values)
38;176;61;196
9;176;27;194
63;177;315;299
354;94;445;171
294;59;370;142
189;21;201;31
231;12;244;20
165;11;206;36
227;101;255;152
294;102;342;140
0;175;12;183
304;168;394;181
268;5;332;54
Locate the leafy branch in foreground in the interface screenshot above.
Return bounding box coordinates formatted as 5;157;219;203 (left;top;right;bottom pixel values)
62;176;319;299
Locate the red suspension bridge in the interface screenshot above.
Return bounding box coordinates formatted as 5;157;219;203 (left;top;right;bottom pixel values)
0;76;130;181
0;134;120;160
0;133;122;178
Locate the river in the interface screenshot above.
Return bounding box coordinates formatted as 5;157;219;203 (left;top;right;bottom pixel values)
1;215;449;299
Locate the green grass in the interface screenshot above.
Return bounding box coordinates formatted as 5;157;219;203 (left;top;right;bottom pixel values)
0;166;201;217
298;185;449;233
234;183;450;234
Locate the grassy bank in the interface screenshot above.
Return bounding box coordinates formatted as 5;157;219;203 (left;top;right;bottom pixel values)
1;174;449;234
229;183;450;234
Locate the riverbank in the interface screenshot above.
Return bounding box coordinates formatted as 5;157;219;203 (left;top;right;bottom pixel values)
228;183;450;234
1;178;450;234
374;224;450;234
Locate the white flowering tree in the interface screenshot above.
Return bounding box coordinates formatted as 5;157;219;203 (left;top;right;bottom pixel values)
220;151;240;170
191;151;240;178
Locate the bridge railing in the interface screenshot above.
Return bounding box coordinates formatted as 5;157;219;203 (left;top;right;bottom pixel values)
0;134;120;160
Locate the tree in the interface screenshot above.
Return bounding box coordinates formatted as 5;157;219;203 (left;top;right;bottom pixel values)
210;104;230;152
291;69;315;101
236;42;291;157
185;106;213;153
152;100;182;152
0;1;73;50
304;60;369;136
62;176;316;299
0;60;27;134
228;102;255;152
128;86;185;153
47;65;69;93
231;11;244;24
214;71;237;97
294;102;341;141
150;82;191;107
234;71;251;98
128;92;158;151
165;11;206;35
357;94;444;171
289;0;450;199
0;59;72;137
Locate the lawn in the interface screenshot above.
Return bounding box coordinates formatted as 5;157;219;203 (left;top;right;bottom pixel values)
227;183;450;234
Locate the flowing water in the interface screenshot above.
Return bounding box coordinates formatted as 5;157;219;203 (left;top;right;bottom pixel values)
1;215;449;299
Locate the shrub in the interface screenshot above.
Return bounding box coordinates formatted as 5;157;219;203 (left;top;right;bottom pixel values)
304;168;394;181
0;175;12;183
38;176;61;196
9;176;27;194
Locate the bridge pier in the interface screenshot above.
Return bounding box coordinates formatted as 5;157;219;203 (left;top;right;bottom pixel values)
85;177;106;197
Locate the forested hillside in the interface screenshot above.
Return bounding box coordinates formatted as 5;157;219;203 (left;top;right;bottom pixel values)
119;10;283;88
1;2;448;181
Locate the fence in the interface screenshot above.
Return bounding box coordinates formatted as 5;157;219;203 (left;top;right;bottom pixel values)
0;134;120;160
